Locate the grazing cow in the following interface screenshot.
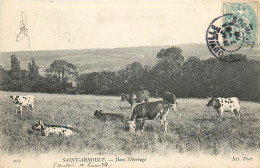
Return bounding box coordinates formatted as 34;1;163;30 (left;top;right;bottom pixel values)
206;97;241;122
10;95;35;114
127;100;172;132
121;90;149;108
94;110;129;122
161;91;177;110
31;120;76;136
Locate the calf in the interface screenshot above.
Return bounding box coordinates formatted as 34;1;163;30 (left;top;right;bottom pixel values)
161;91;177;110
31;120;76;136
206;97;241;122
127;100;172;132
121;90;149;108
10;95;35;114
94;110;129;122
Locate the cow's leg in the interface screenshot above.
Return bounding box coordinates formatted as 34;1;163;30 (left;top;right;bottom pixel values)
15;106;18;114
233;109;238;120
160;115;168;132
19;106;23;114
160;115;163;130
164;120;168;132
163;116;168;132
233;109;241;121
237;110;241;121
30;103;35;112
159;109;164;129
217;109;222;123
140;118;145;133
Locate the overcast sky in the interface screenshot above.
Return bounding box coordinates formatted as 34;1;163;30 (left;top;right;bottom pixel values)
0;0;221;52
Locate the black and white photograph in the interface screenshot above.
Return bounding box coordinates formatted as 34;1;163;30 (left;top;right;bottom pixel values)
0;0;259;167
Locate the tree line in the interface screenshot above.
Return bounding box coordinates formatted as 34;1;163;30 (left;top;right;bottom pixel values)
0;46;259;101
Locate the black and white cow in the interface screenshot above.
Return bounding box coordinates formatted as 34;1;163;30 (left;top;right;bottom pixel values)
31;120;76;136
10;95;35;114
206;97;241;122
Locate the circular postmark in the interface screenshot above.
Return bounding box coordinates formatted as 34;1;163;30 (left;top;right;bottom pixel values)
206;14;254;62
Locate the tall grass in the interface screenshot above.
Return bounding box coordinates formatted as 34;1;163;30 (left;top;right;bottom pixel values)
0;91;259;155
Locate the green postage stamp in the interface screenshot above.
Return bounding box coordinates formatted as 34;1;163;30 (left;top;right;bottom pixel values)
223;0;259;46
206;0;259;61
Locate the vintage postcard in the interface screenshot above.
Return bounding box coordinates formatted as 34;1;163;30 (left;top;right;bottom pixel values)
0;0;259;168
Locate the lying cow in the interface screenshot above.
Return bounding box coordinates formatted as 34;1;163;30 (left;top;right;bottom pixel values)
161;91;177;110
94;110;129;122
31;120;76;136
121;90;149;108
206;97;241;122
10;95;35;114
127;100;172;132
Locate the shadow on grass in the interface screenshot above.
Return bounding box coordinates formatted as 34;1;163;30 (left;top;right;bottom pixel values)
193;118;216;122
119;106;131;110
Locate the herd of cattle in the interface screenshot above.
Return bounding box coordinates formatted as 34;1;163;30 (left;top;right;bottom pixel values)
9;90;241;136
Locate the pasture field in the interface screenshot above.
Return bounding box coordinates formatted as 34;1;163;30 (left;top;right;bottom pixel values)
0;91;259;156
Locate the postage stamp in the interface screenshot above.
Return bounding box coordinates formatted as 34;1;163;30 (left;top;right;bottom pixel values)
206;0;259;62
223;0;259;46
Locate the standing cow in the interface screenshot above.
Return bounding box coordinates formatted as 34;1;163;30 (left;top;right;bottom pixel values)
10;95;35;114
121;90;149;108
127;100;172;132
161;91;177;110
206;97;241;122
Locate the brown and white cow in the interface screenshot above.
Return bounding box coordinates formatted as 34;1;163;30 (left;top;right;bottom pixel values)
121;90;149;108
10;95;35;114
206;97;241;122
161;91;177;110
127;100;172;132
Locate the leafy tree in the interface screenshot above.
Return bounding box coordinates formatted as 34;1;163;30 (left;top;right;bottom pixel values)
28;58;40;81
154;46;184;93
76;71;115;94
10;55;21;72
46;60;78;82
117;62;144;91
9;55;25;81
156;46;184;76
181;57;205;97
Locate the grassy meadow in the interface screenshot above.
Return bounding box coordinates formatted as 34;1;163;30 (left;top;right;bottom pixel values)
0;91;259;156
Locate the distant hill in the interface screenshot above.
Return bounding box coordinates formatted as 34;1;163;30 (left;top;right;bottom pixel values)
0;44;259;74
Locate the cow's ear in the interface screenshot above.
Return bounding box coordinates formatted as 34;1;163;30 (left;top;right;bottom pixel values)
207;96;212;99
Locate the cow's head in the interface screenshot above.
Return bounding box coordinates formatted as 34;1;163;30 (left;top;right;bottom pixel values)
120;94;128;102
94;110;102;118
126;121;136;132
206;97;214;107
169;103;177;111
31;120;45;131
206;97;220;108
10;95;18;103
